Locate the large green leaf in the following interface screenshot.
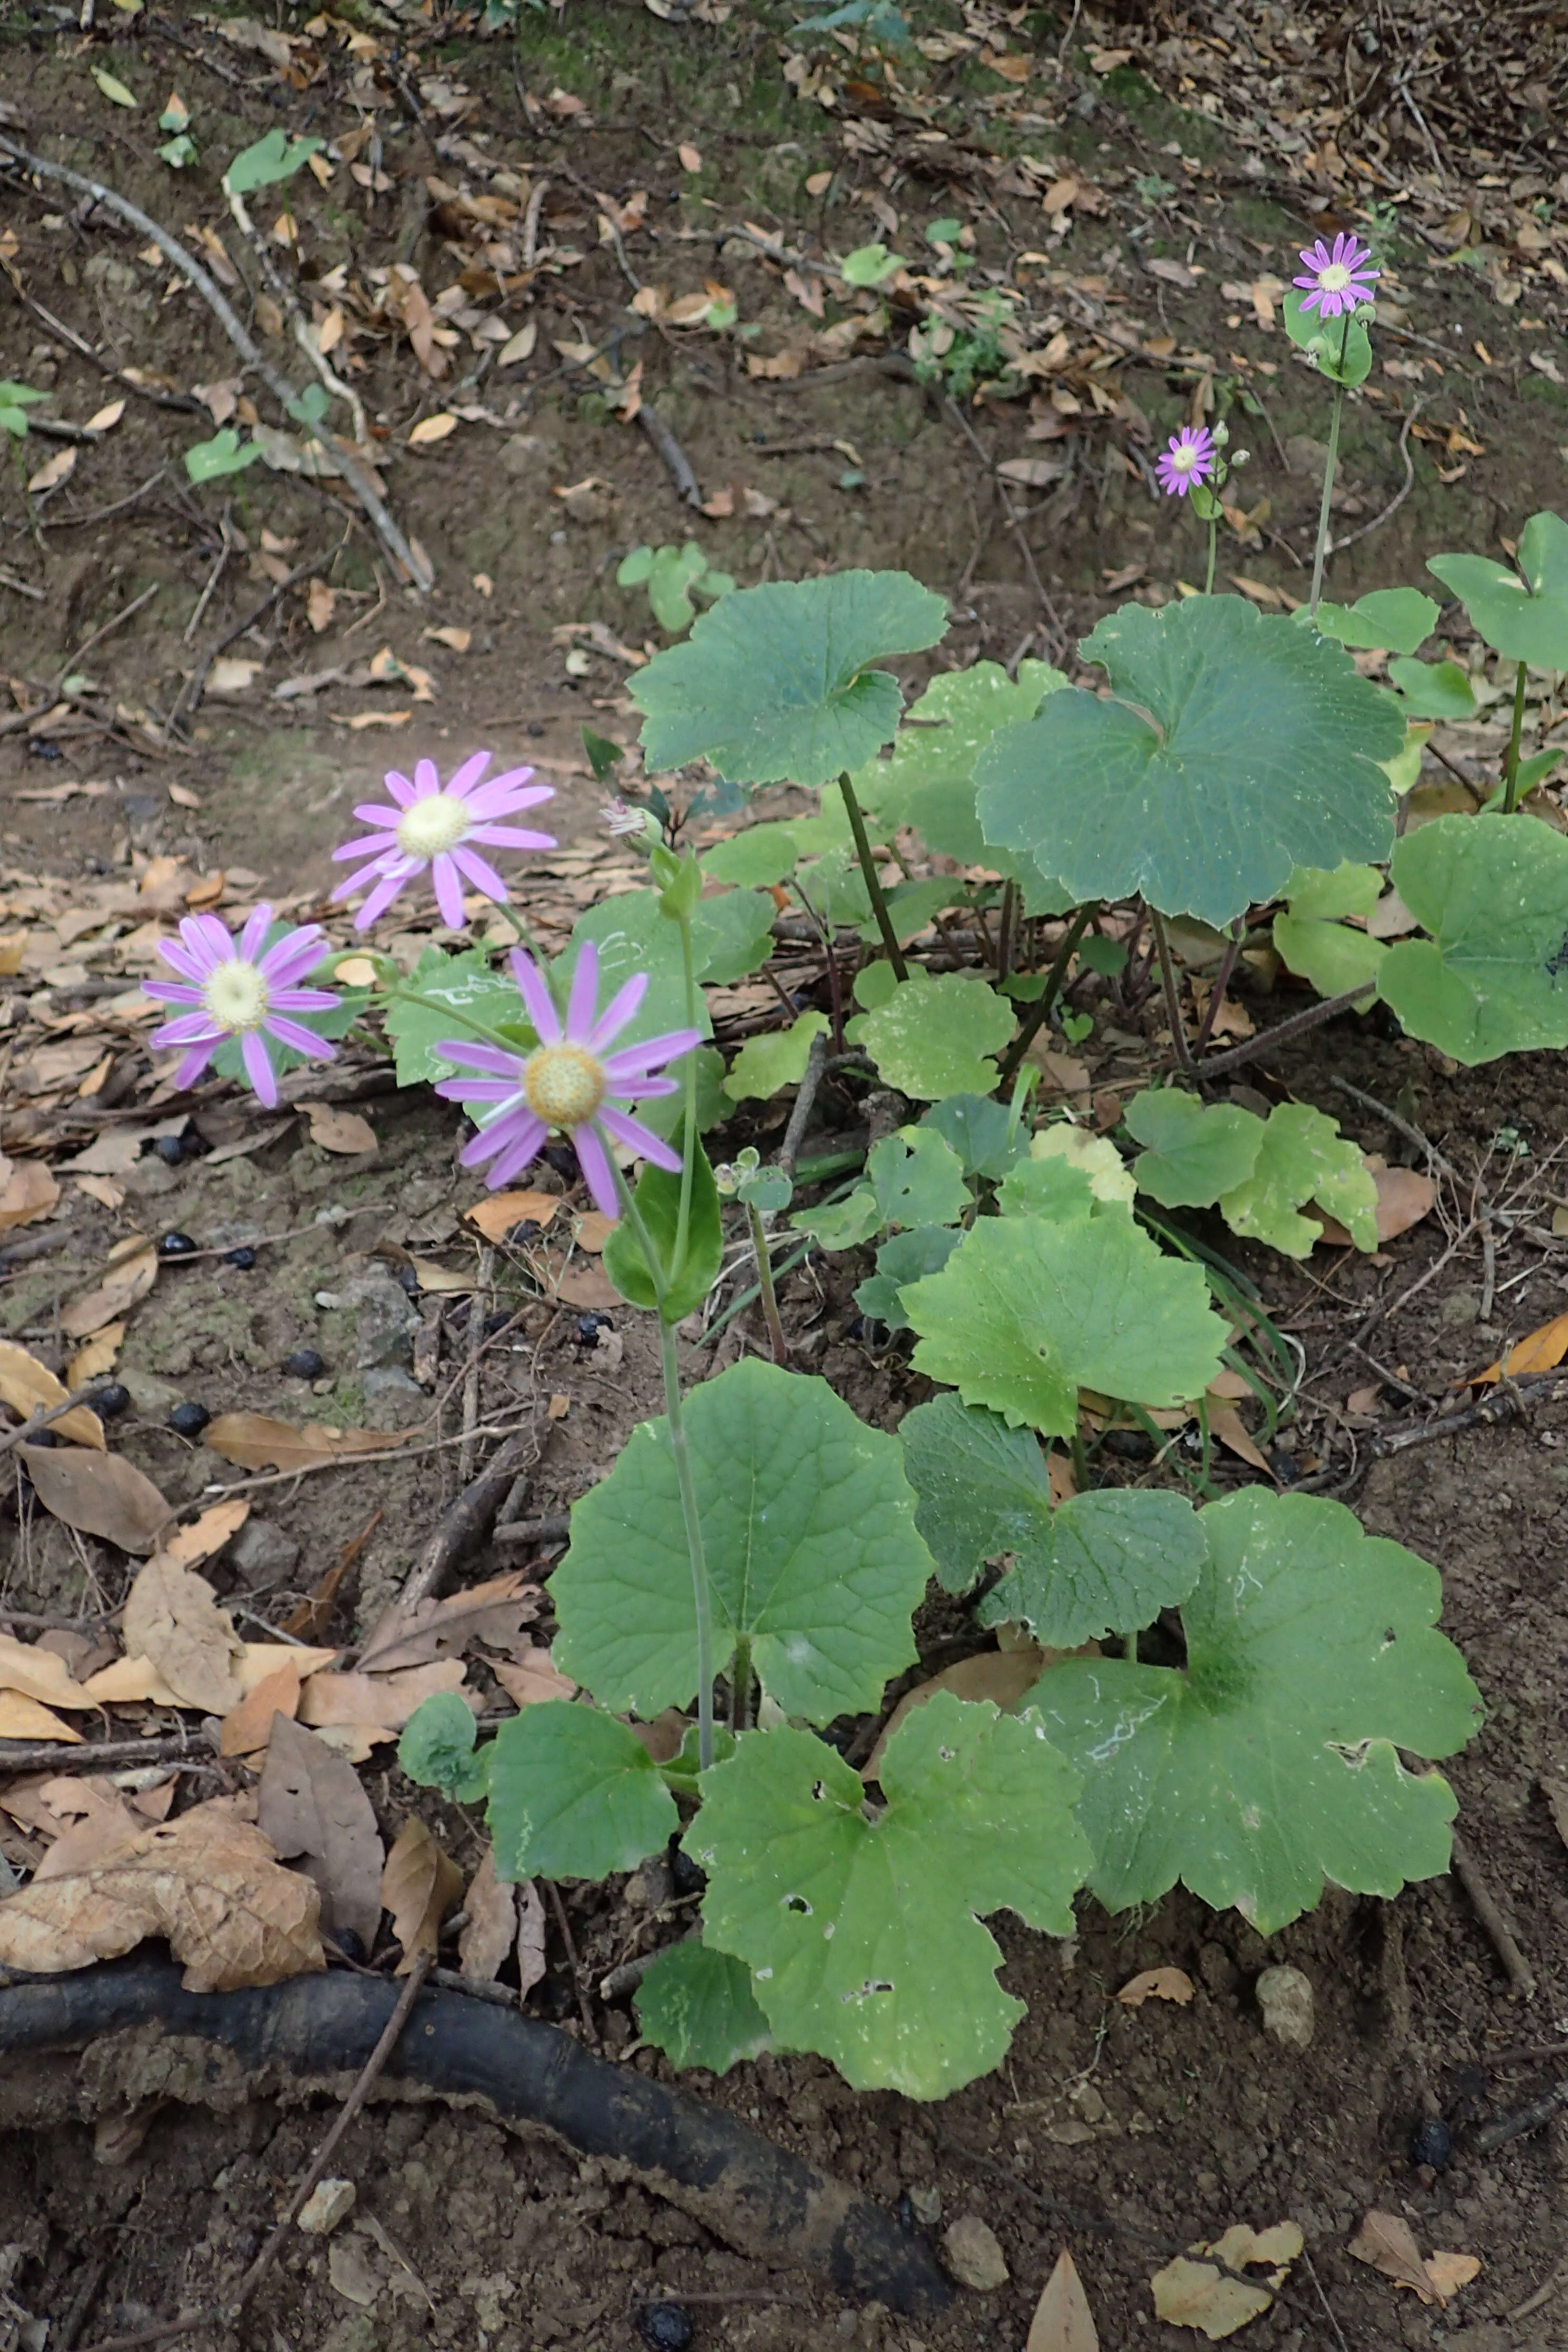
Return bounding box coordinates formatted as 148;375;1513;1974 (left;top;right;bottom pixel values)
486;1701;677;1882
918;1094;1022;1180
865;1127;969;1229
693;888;777;984
552;1359;932;1722
631;571;948;786
900;1393;1203;1640
901;1213;1227;1437
700;824;802;888
634;1942;772;2073
384;946;524;1085
692;1695;1091;2096
1219;1102;1377;1257
722;1011;829;1103
974;598;1404;926
1027;1487;1484;1933
854;970;1015;1099
1377;813;1568;1063
1389;657;1477;720
1428;512;1568;669
1124;1090;1264;1209
1311;588;1437;655
1272;913;1386;1003
602;1132;723;1321
860;660;1066;877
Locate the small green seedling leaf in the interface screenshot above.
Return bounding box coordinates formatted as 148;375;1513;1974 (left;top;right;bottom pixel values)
791;1185;883;1252
692;887;776;985
1219;1102;1377;1257
1311;587;1438;654
841;241;905;285
384;946;525;1085
926;216;964;246
856;970;1015;1099
225;129;326;194
854;1224;961;1331
1428;512;1568;669
581;727;624;785
92;66;139;107
552;1358;932;1723
976;599;1403;926
631;571;948;788
634;1941;772;2073
184;428;264;483
1377;811;1568;1063
487;1701;678;1882
618;545;656;586
1125;1090;1265;1209
692;1694;1091;2098
603;1131;723;1322
287;381;330;429
158;133;198;167
901;1212;1227;1437
1077;934;1128;978
866;1127;969;1230
701;824;801;888
918;1093;1021;1180
647;541;711;634
1030;1487;1484;1933
723;1011;828;1103
1388;656;1476;720
1272;914;1386;1002
399;1690;489;1802
0;383;48;438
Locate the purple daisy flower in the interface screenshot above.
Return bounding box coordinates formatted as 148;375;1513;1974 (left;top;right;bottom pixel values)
1293;232;1379;319
330;751;556;932
144;906;341;1108
434;940;702;1218
1155;425;1217;498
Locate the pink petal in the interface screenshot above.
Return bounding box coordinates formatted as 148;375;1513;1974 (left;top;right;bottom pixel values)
599;1026;702;1082
153;1011;224;1048
445;750;492;800
177;914;225;971
271;986;343;1012
241;1030;278;1106
414;758;440;799
238;905;272;963
611;1073;680;1101
573;1123;620;1218
332;833;396;865
464;772;552;818
353;868;410;930
483;1119;551;1189
466;824;557;851
587;971;650;1050
451;844;510;902
173;1041;220;1091
262;1013;337;1060
566;938;600;1043
352;802;409;829
509;950;561;1045
435;1076;518;1103
155;936;204;983
435;1040;521;1078
383;769;418;807
432;853;466;930
259;927;328;983
193;913;238;961
143;979;203;1006
597;1108;683;1174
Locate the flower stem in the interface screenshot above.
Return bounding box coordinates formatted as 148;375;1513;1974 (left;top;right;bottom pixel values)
838;769;907;982
1307;316;1352;618
1204;514;1218;596
1502;659;1529;813
746;1200;787;1362
1150;909;1197;1076
669;904;701;1290
996;903;1097;1087
385;987;520;1056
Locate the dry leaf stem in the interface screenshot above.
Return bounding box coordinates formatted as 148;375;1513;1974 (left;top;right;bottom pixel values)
1450;1830;1536;2000
544;1879;596;2044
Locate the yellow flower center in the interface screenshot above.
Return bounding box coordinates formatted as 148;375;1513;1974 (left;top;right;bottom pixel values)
1318;262;1351;293
1171;444;1197;472
396;793;471;861
523;1043;605;1129
202;959;269;1033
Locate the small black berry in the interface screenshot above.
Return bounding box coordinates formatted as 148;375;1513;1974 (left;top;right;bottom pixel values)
153;1135;184;1167
332;1927;367;1965
484;1308;513;1336
170;1401;211;1438
1411;2116;1453;2170
896;2191;917;2233
575;1313;606;1346
283;1348;327;1380
636;2304;693;2352
535;1975;576;2021
95;1383;132;1419
224;1247;257;1270
156;1231;199;1259
668;1841;706;1899
392;1263;420;1297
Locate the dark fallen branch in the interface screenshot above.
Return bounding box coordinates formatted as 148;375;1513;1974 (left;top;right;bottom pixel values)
0;1962;952;2316
398;1427;538;1609
638;405;703;506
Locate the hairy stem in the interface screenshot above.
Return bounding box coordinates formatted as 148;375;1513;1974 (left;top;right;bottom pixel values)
659;1310;717;1772
996;879;1016;983
670;904;701;1288
1204;512;1218;596
996;903;1097;1088
746;1200;787;1363
1122;1630;1139;1663
1307;316;1351;616
1501;658;1529;813
838;769;907;982
1150;909;1198;1076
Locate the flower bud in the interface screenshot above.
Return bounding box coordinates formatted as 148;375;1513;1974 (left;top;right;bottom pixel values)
1212;420;1229;445
1230;448;1251;467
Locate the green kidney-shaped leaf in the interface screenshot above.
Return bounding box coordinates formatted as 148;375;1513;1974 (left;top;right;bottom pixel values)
790;1184;883;1251
994;1154;1098;1223
225;129;326;194
631;570;948;786
486;1701;677;1883
855;969;1015;1099
1124;1089;1264;1209
918;1093;1022;1180
1027;1486;1484;1933
900;1392;1203;1641
692;1695;1091;2097
860;659;1067;877
385;946;526;1085
1311;588;1437;655
723;1011;828;1103
398;1690;489;1803
866;1127;969;1230
634;1941;772;2073
1272;912;1386;1004
901;1212;1227;1437
185;428;264;484
1377;813;1568;1064
854;1224;961;1331
701;823;801;888
974;598;1403;926
1388;656;1477;720
602;1132;723;1322
1219;1101;1377;1257
552;1358;931;1723
693;888;777;985
1428;512;1568;669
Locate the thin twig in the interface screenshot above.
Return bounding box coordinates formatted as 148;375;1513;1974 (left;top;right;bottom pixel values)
545;1879;597;2043
165;551;331;737
1325;1074;1458;1182
183;506;232;644
1185;980;1377;1080
37;467;170;534
0;135;430;591
1473;2077;1568;2156
0;270;204;411
1369;1372;1564;1457
0;1736;219;1776
1451;1831;1535;1998
1150;909;1198;1076
1301;2251;1352;2352
459;1245;495;1484
777;1031;829;1181
944;393;1066;651
224;181;370;450
638;405;703;506
0;1379;117;1458
52;581;160;692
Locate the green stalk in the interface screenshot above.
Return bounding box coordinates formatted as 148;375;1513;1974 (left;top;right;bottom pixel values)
1501;659;1530;813
745;1200;787;1362
1204;513;1218;596
669;904;701;1289
611;1153;717;1772
1307;313;1352;618
1122;1631;1139;1664
995;903;1097;1088
838;769;907;982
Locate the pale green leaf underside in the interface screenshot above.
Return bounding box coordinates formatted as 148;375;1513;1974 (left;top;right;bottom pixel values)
692;1694;1091;2097
1219;1102;1378;1257
1272;913;1386;1004
1027;1487;1484;1932
974;598;1404;926
552;1358;931;1722
1312;588;1437;655
631;570;948;786
1377;814;1568;1064
634;1941;772;2073
723;1011;829;1102
1124;1089;1264;1209
858;659;1066;877
901;1212;1227;1437
855;970;1015;1099
1428;514;1568;669
486;1702;677;1883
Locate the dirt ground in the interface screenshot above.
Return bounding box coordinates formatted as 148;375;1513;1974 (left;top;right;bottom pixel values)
4;2;1568;2346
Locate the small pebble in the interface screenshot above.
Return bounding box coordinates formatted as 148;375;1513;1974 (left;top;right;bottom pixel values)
296;2178;356;2237
169;1402;211;1439
942;2215;1008;2291
636;2305;692;2351
283;1348;327;1380
224;1247;257;1270
156;1231;199;1259
1255;1963;1315;2050
95;1383;132;1419
1411;2116;1453;2171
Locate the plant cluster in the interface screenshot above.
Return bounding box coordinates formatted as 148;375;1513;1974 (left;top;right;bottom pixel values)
156;233;1564;2100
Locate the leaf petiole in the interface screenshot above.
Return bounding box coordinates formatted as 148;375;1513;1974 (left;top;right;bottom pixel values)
1308;312;1352;617
838;768;908;982
1501;658;1529;813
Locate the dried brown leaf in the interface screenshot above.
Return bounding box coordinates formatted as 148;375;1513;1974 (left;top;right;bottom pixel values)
0;1805;324;1991
381;1815;462;1972
298;1660;467;1731
303;1103;378;1154
1116;1967;1195;2008
0;1159;61;1231
516;1879;546;1998
61;1241;156;1338
164;1496;251;1567
64;1324;125;1389
0;1694;81;1743
123;1556;245;1712
0;1632;94;1710
357;1572;541;1674
0;1340;104;1448
865;1645;1051;1779
203;1414;407;1473
1348;2212;1438;2301
463;1188;559;1243
34;1786;143;1881
493;1647;577;1710
1150;2259;1272;2339
1027;2248;1100;2351
1422;2251;1479;2300
256;1713;384;1951
219;1660;302;1757
19;1445;171;1556
458;1846;515;1982
1473;1312;1568;1386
